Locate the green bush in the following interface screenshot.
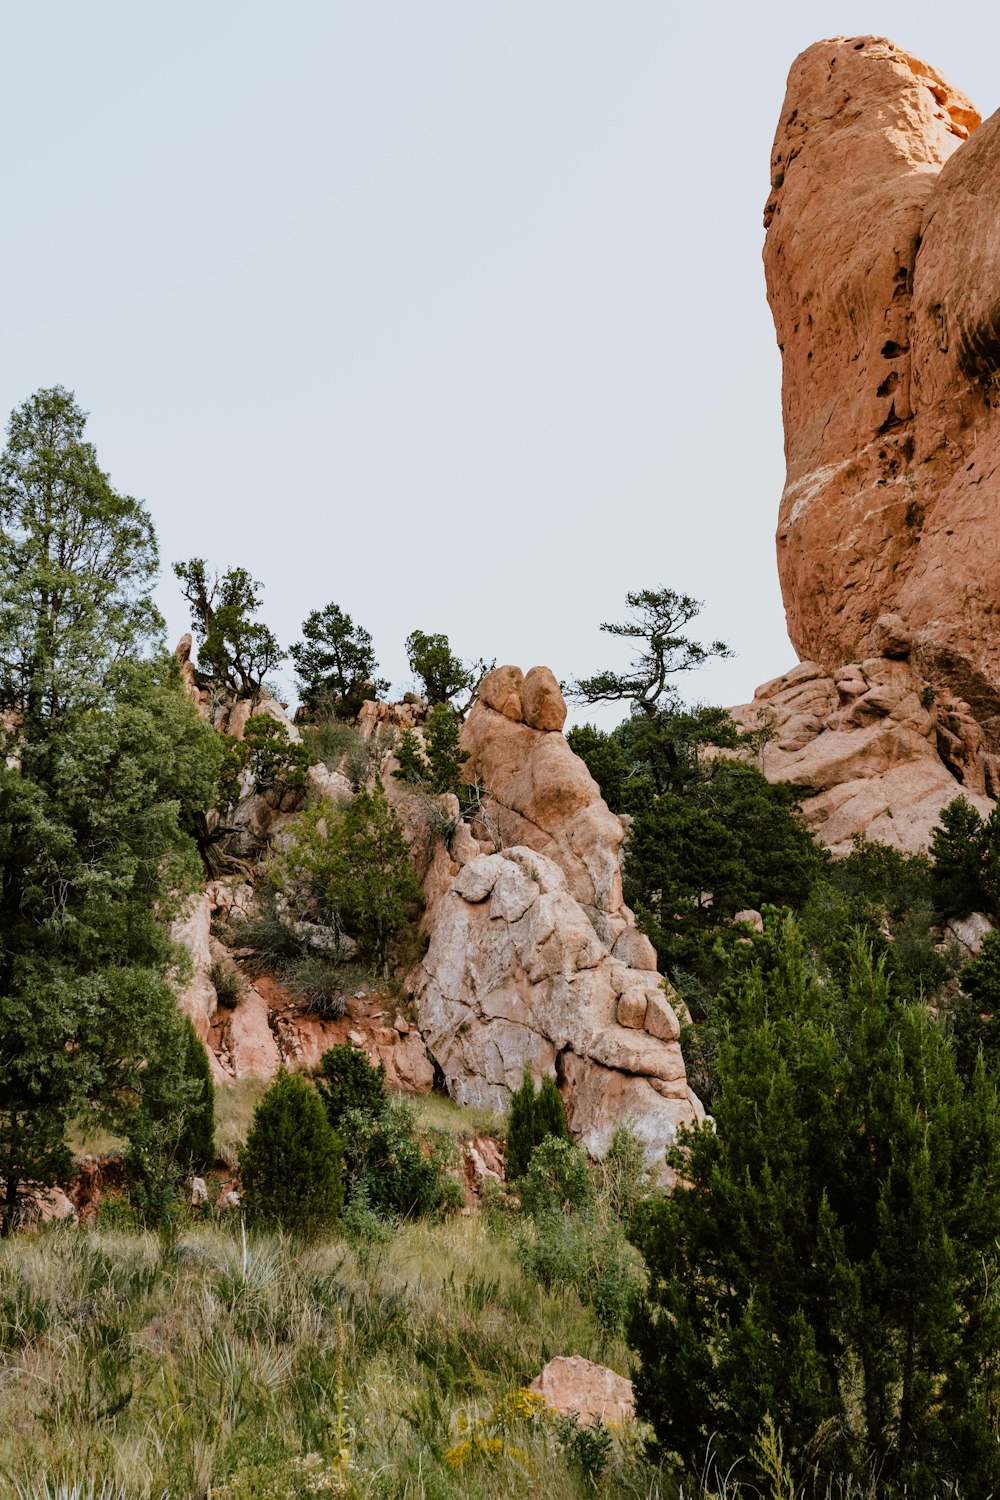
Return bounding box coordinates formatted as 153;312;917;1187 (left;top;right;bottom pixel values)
931;795;1000;920
630;917;1000;1494
176;1017;215;1172
317;1045;456;1220
518;1136;593;1218
274;782;421;973
243;713;310;797
240;1071;344;1239
317;1044;387;1126
392;727;429;785
341;1097;456;1220
424;704;470;795
210;959;245;1006
505;1067;572;1179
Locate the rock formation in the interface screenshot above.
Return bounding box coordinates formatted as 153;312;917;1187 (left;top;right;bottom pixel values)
529;1356;635;1426
731;657;995;856
409;667;703;1164
764;36;1000;746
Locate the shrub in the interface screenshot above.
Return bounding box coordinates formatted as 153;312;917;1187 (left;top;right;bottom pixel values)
240;1071;344;1238
505;1067;572;1179
176;1017;215;1172
931;795;1000;920
210;959;245;1006
392;727;429;785
280;954;345;1018
317;1044;387;1127
317;1045;456;1220
275;783;421;973
243;713;310;797
518;1136;593;1218
424;704;470;794
629;918;1000;1493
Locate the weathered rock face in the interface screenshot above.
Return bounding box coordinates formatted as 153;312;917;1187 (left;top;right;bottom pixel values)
410;667;703;1166
731;657;996;855
462;665;657;966
410;846;701;1163
764;37;1000;745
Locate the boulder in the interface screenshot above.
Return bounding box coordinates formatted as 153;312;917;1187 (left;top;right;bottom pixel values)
529;1356;635;1427
521;666;568;732
945;912;994;959
409;846;699;1166
225;695;301;743
460;672;630;931
764;38;978;693
730;658;994;855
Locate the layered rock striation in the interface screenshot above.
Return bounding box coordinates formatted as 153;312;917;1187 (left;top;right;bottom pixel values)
765;36;1000;745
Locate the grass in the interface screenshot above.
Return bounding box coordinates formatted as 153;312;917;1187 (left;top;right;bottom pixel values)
213;1077;269;1170
411;1092;506;1142
0;1214;650;1500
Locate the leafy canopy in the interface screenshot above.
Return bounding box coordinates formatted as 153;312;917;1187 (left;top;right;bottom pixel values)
570;587;732;718
0;386;162;731
291;602;387;718
173;558;283;700
274;781;421;973
630;916;1000;1498
0;389;223;1231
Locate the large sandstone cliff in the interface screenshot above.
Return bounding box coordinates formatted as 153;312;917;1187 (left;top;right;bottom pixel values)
764;36;1000;746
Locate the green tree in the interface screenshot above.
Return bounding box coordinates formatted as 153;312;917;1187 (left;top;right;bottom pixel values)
622;763;822;976
950;930;1000;1081
243;713;309;797
630;918;1000;1497
173;558;283;701
0;387;162;732
0;389;224;1231
424;704;470;794
505;1066;572;1180
291;603;387;718
930;796;1000;920
392;727;429;786
0;658;222;1232
570;588;732;718
275;782;421;973
240;1071;344;1238
316;1045;452;1220
176;1018;215;1172
317;1043;387;1127
405;629;472;705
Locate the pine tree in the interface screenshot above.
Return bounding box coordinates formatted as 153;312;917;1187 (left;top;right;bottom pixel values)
291;602;387;717
506;1067;572;1180
176;1019;215;1172
0;390;224;1230
630;917;1000;1497
317;1043;387;1128
425;704;470;794
240;1071;344;1238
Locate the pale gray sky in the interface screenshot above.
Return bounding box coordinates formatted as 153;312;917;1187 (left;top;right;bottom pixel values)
3;3;997;722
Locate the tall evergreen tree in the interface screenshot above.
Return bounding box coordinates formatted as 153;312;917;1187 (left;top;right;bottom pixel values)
0;387;162;731
630;917;1000;1498
291;602;387;717
0;389;223;1230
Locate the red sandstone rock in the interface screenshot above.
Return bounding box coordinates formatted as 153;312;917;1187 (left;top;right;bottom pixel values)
529;1356;635;1426
762;36;1000;743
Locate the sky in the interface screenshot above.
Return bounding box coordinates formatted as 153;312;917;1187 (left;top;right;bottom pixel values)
2;2;998;723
